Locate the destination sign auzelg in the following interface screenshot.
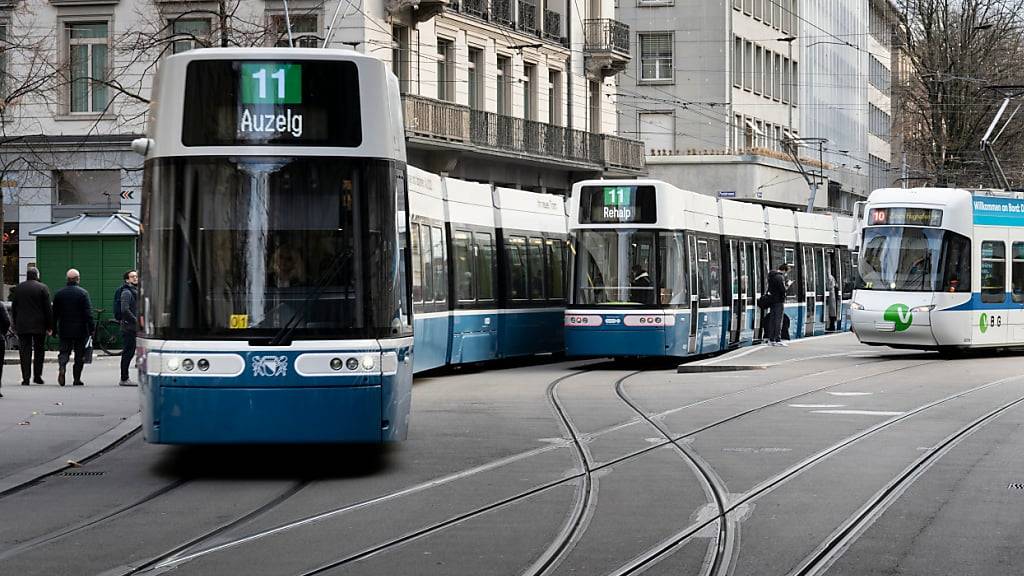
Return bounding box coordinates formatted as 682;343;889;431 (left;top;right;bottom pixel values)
238;63;304;139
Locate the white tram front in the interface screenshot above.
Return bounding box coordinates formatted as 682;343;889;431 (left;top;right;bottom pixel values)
849;187;1024;352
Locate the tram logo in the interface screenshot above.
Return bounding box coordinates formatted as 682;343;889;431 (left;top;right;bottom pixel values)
883;304;913;332
252;355;289;377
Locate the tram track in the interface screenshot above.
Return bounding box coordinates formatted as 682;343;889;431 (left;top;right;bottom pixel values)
602;371;1024;576
137;355;942;575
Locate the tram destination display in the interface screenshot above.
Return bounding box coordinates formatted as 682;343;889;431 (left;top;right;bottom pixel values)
869;207;942;227
579;185;657;224
182;60;362;147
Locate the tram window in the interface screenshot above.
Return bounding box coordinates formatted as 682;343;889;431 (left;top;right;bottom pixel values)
431;226;447;303
744;242;756;305
981;241;1006;303
410;223;424;303
453;231;474;302
658;232;688;305
814;248;826;296
841;249;856;299
420;225;434;302
507;236;528;300
940;234;971;293
528;237;545;300
1014;243;1024;303
784;247;796;266
697;239;710;302
546;238;565;301
476;232;495;301
707;240;722;303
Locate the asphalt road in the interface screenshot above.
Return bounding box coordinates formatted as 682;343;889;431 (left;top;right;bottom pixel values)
2;333;1023;576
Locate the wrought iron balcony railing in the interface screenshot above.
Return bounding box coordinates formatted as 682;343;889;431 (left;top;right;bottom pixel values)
460;0;487;18
543;9;562;43
584;18;630;56
517;0;538;35
492;0;514;27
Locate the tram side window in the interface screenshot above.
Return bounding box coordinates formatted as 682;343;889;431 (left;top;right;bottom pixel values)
707;239;722;304
770;243;798;301
420;225;434;303
411;223;424;303
697;239;711;302
545;238;565;301
453;231;475;302
1013;243;1024;303
528;237;545;300
658;232;688;306
981;241;1006;303
431;226;447;303
507;236;528;300
940;234;970;293
476;232;495;301
841;248;856;299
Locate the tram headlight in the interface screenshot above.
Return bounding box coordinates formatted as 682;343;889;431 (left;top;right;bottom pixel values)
911;305;935;313
849;302;864;311
182;358;195;372
197;359;210;372
330;358;344;371
167;357;181;371
361;355;376;370
345;357;359;370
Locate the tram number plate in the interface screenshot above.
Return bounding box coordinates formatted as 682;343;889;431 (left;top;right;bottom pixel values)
565;315;603;327
229;314;249;329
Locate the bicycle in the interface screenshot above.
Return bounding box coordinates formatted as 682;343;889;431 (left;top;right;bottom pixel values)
92;308;123;356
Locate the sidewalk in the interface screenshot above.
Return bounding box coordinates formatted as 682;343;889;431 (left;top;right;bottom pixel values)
0;355;141;495
3;350;60;364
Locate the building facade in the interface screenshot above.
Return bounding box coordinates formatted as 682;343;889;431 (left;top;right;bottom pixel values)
617;0;901;212
0;0;644;292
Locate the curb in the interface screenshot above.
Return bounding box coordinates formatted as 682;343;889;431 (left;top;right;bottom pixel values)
677;364;768;373
0;412;142;497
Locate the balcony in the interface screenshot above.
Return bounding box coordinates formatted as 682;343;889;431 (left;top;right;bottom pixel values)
458;0;487;18
401;94;644;174
584;18;631;78
492;0;514;27
385;0;449;24
517;0;538;36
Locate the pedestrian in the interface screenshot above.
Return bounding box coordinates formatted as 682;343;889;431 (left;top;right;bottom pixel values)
51;268;95;387
11;267;52;386
0;302;10;398
766;263;791;347
826;272;839;331
118;270;140;386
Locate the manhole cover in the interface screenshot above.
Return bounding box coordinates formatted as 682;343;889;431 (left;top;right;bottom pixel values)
44;412;105;418
60;471;105;477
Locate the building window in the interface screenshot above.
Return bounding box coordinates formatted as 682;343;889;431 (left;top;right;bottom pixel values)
171;19;211;54
392;25;410;94
467;48;483;110
870;104;891;142
764;49;773;98
436;39;454;102
67;22;109;114
869;55;891;92
497;55;512;115
639;33;672;82
743;40;753;90
548;69;562;125
523;63;536;120
0;22;7;97
732;36;742;87
54;170;121;213
639;112;673;153
271;14;319;47
589;80;601;133
754;45;763;94
773;53;782;99
790;59;798;105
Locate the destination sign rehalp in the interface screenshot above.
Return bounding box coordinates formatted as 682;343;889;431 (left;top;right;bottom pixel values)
973;196;1024;226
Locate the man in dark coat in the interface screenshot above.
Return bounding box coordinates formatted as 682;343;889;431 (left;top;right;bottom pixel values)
0;303;11;398
52;268;95;386
766;264;791;347
12;267;52;385
119;270;140;386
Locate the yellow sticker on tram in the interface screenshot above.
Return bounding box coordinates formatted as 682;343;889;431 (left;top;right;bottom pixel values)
229;314;249;329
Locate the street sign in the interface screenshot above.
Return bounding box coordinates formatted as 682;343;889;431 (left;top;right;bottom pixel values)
719;191;737;198
120;190;134;200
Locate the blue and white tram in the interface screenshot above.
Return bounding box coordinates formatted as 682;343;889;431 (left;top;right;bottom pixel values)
136;48;413;443
407;167;568;372
565;179;855;358
850;187;1024;352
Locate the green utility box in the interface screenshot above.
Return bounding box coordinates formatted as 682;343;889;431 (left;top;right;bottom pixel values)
31;213;140;347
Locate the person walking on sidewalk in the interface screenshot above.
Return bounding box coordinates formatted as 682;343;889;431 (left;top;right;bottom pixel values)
118;270;140;387
52;269;95;387
766;264;791;347
12;267;52;386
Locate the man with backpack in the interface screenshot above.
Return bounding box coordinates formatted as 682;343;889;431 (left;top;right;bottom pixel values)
117;270;140;386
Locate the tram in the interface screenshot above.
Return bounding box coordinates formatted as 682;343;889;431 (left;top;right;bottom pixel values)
135;48;412;443
407;167;567;372
565;179;855;358
850;187;1024;352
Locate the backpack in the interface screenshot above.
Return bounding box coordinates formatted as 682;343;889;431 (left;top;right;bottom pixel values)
113;285;125;321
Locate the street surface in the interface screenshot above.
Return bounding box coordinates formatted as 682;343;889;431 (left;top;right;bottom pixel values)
2;334;1023;575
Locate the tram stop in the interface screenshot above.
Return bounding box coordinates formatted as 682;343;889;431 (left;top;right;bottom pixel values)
30;212;140;347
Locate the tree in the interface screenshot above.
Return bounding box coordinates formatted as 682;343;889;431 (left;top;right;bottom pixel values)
896;0;1024;187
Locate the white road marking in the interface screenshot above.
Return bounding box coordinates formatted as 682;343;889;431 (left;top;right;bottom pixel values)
828;392;874;396
811;409;905;416
789;404;845;409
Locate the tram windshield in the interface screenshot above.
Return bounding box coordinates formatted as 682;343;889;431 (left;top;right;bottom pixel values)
142;157;405;340
858;226;971;292
573;230;688;306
